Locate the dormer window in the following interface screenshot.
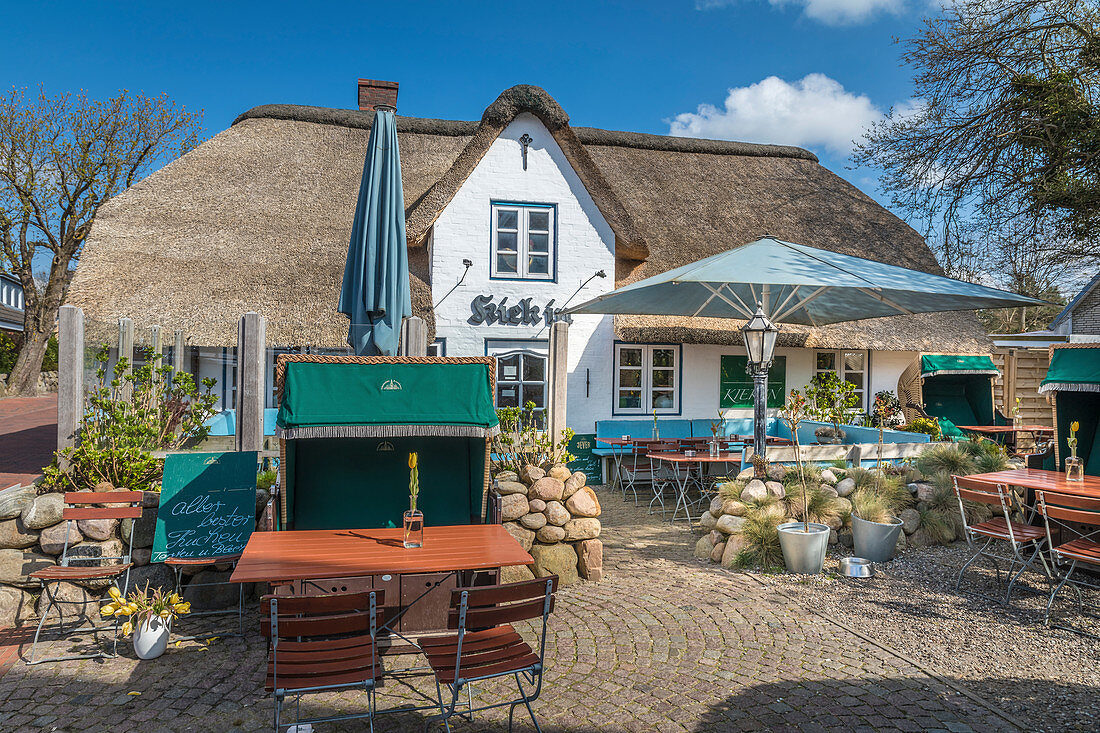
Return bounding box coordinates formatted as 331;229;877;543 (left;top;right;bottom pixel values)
491;202;555;280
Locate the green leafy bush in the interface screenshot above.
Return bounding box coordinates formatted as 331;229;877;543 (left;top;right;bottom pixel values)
0;332;56;372
256;469;277;490
41;346;218;493
491;401;574;474
902;417;942;441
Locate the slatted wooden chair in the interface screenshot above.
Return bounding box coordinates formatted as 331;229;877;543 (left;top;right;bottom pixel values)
260;590;386;732
646;442;681;516
1036;490;1100;637
421;576;557;732
952;476;1050;604
26;491;142;664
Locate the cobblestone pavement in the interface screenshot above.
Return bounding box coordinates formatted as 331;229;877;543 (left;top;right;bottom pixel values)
0;487;1019;732
0;394;57;489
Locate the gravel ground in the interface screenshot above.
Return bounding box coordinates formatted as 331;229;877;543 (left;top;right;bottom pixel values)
756;542;1100;733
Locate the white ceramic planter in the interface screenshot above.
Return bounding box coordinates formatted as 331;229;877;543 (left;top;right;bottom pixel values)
133;617;171;660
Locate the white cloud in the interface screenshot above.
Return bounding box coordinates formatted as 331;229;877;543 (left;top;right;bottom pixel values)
668;74;885;154
697;0;907;26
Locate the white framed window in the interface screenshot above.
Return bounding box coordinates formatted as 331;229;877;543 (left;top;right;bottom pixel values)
814;350;868;412
614;344;680;414
490;202;555;280
487;339;548;425
427;338;446;357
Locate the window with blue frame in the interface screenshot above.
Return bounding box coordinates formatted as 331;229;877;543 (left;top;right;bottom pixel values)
614;344;680;414
490;202;555;280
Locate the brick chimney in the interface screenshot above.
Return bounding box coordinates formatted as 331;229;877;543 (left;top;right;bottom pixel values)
358;79;399;111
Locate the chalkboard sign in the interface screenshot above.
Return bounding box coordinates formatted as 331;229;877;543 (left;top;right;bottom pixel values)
720;355;787;409
151;451;258;563
566;433;601;480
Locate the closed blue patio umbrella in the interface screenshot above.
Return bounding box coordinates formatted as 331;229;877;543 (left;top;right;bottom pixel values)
563;237;1045;463
338;106;411;356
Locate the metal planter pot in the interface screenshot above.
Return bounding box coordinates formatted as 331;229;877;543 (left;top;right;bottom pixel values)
851;514;904;563
777;522;830;574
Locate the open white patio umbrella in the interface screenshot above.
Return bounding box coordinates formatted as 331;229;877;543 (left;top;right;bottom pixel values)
563;237;1045;461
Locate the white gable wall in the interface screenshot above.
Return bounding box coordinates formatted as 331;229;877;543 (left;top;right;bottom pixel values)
430;113;616;432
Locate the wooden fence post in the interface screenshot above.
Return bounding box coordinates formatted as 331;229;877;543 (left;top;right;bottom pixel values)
236;312;266;453
400;316;427;356
117;317;134;401
150;325;163;373
57;305;84;457
547;320;570;450
172;329;184;382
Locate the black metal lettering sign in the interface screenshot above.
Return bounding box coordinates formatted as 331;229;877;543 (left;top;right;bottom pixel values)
468;294;572;326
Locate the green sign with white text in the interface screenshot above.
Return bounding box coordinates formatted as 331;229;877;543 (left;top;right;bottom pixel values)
719;356;786;409
566;433;602;481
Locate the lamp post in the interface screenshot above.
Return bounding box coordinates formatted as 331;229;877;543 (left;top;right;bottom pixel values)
741;306;779;477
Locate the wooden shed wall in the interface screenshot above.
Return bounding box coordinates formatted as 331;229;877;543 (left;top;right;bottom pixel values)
992;347;1052;427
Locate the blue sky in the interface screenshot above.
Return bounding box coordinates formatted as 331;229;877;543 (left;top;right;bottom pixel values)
2;0;939;207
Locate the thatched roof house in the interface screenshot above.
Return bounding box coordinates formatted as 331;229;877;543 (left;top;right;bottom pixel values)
68;83;989;353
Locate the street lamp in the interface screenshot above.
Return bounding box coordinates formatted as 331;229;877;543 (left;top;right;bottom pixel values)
741;306;779;475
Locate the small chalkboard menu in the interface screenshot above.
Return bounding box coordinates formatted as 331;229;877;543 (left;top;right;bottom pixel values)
151;451;258;563
567;433;602;480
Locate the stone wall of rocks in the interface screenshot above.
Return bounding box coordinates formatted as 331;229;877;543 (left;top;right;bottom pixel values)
0;482;268;627
0;371;58;396
493;463;602;586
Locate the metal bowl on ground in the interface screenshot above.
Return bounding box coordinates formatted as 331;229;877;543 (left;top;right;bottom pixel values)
839;557;875;578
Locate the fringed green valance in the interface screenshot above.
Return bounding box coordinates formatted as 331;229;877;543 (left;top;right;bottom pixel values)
276;424;500;440
920;354;999;378
1039;347;1100;394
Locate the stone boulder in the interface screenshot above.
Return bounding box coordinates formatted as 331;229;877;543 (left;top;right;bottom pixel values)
36;581;92;622
530;543;579;586
899;508;920;535
496;481;529;496
709;530;724;546
829;529;838;545
528;477;565;503
565;487;601;518
128;562;176;593
709;495;725;515
563;472;586;499
38;522;83;556
908;528;935;548
132;548;152;566
120;505;157;549
501;564;535;584
740;480;768;503
694;534;715;560
735;468;755;481
716;515;747;535
720;534;749;569
536;525;566;543
835;497;852;515
547;464;572;481
544;501;569;527
503;522;535;552
765;481;786;499
766;464;788;482
720;500;748;517
519;465;545;485
184;570;240;610
0;586;35;627
21;493;64;530
142;490;160;508
575;539;603;581
93;481;115;493
820;485;839;499
820;469;839;485
0;517;38;550
835;478;857;497
838;529;853;548
709;541;725;563
0;549;52;588
500;493;529;522
528;499;546;513
895;530;908;551
495;470;519;484
519;512;548;531
562;518;601;541
0;485;35;521
910;483;936;502
699;511;718;531
77;517;118;542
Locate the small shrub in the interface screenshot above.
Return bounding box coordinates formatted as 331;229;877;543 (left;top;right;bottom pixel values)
846;467;878;491
827;458;849;469
903;417;942;441
256;469;277;490
915;443;977;477
917;507;956;545
962;440;1011;473
735;503;785;569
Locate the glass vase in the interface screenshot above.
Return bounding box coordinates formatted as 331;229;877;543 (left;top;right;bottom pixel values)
653;426;659;441
1066;456;1084;482
403;508;424;548
709;440;720;457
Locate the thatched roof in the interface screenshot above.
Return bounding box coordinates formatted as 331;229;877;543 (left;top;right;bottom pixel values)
69;84;990;352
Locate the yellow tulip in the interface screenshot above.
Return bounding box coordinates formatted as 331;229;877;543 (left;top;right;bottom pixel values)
159;610;170;619
100;604;117;617
121;621;133;636
408;452;418;470
169;593;181;604
114;607;129;617
108;586;122;601
1071;421;1080;433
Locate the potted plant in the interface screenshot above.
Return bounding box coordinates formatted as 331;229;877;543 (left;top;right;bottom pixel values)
709;409;724;456
101;583;191;660
849;490;905;563
776;390;830;574
871;390;903;472
404;451;424;547
805;372;859;445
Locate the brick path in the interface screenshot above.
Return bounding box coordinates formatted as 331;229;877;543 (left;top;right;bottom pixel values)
0;394;57;489
0;488;1018;732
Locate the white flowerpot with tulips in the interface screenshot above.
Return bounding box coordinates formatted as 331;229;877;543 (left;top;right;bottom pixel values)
101;582;192;660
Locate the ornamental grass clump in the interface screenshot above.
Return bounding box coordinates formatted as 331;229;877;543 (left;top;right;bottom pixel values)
915;443;977;477
960;439;1011;473
786;485;843;526
849;490;894;525
718;480;746;502
733;502;786;569
100;583;190;637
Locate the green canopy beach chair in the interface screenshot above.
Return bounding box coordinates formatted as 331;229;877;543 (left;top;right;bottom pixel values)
1039;344;1100;477
898;354;1003;441
274;355;500;530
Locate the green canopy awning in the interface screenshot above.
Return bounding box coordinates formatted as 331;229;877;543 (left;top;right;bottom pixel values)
1040;347;1100;394
276;361;499;439
920;354;999;378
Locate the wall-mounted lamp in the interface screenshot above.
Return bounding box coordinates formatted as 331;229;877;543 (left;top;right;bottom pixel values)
433;259;475;309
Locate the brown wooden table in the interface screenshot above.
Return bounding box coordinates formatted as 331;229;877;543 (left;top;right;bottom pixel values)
231;524;533;635
968;468;1100;500
956;425;1053;454
650;451;743;524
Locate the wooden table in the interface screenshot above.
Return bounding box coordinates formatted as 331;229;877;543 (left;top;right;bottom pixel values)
968;468;1100;500
231;524;533;635
956;425;1053;454
650;451;743;524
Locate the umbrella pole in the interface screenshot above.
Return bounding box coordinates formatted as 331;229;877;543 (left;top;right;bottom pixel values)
753;368;768;477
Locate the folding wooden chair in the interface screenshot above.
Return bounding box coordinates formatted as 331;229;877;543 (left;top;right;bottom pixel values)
421;576;557;733
1036;490;1100;637
952;476;1050;604
620;444;655;505
165;553;245;639
646;442;680;516
26;491;142;664
260;590;386;732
